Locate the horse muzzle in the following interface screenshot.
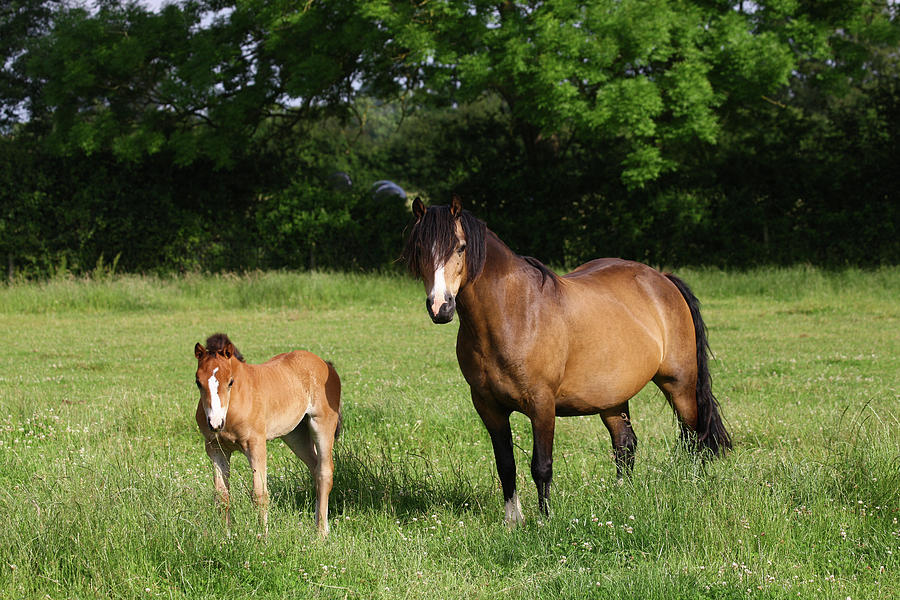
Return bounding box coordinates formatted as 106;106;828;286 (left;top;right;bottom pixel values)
427;293;456;324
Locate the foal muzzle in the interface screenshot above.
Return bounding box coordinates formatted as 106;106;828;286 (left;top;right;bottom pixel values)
427;293;456;324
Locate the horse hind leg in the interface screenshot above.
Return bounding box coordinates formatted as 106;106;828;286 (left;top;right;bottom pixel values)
599;406;638;479
282;418;325;531
308;415;338;538
653;374;700;450
283;416;319;472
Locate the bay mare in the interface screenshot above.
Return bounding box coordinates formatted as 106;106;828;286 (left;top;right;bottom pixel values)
402;197;730;524
194;333;342;537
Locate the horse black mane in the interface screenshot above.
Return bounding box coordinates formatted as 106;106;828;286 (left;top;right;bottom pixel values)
402;204;487;282
403;202;559;289
521;254;558;288
204;333;246;362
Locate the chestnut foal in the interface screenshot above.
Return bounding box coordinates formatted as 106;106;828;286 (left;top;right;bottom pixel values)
194;333;341;537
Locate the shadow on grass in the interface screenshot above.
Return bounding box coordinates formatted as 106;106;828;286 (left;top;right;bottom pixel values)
267;444;496;522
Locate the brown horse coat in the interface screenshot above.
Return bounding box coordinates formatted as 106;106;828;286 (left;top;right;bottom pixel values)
404;197;730;524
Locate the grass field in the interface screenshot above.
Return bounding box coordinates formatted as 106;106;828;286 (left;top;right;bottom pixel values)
0;268;898;599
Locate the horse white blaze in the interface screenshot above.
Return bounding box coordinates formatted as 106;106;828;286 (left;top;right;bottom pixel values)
429;262;449;315
207;367;226;429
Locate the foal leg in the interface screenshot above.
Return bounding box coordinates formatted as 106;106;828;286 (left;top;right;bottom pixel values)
205;440;233;528
282;420;323;530
600;406;638;480
282;419;319;473
309;416;337;538
244;437;269;536
472;394;522;526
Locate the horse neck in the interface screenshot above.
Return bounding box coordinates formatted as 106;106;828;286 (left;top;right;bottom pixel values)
457;231;549;332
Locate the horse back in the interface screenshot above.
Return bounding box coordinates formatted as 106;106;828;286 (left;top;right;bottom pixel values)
274;350;341;409
562;258;684;310
552;258;696;408
258;350;333;393
246;351;339;434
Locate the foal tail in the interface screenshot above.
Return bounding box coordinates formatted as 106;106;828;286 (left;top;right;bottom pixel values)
665;274;732;456
326;360;343;440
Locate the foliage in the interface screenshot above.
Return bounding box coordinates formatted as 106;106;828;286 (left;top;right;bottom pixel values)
1;1;898;276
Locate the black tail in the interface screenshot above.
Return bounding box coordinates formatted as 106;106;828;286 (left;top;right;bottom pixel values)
665;274;732;456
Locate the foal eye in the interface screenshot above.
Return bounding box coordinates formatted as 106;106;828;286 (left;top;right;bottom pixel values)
457;243;467;254
228;379;234;388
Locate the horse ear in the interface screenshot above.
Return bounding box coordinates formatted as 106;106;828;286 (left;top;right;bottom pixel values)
412;197;426;220
222;342;234;360
450;194;463;218
194;343;205;360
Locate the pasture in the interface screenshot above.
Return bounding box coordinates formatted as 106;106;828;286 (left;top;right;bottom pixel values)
0;268;898;599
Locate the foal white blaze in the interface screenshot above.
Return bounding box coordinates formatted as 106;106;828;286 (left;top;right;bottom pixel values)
206;367;226;430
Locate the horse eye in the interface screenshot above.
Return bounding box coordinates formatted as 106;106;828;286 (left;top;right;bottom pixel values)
195;380;201;390
228;379;234;388
457;243;467;254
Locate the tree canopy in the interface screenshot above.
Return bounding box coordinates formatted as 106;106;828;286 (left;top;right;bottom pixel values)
2;0;898;275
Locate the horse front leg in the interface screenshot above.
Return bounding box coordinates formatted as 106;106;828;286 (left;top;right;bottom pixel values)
245;438;269;536
205;440;233;529
473;393;522;526
529;404;556;518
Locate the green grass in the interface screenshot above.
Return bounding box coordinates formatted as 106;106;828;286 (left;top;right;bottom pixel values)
0;267;898;599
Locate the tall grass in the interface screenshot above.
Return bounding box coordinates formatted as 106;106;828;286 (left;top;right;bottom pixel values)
0;270;419;314
3;265;897;314
0;267;898;599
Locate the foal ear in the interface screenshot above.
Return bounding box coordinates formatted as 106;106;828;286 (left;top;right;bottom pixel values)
222;342;235;360
194;343;205;360
450;194;463;218
412;197;426;221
